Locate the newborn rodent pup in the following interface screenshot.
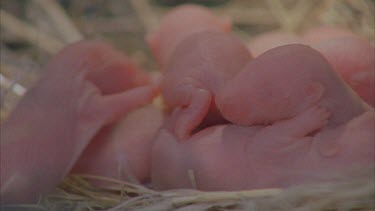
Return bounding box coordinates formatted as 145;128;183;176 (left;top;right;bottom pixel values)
308;35;375;107
0;41;158;203
147;4;231;68
146;4;250;139
218;44;369;127
2;3;373;204
152;44;374;191
247;26;375;107
162;31;252;139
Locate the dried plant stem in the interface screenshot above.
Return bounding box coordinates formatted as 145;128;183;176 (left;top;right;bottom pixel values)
216;7;276;25
287;0;318;32
266;0;290;30
129;0;159;33
73;174;157;195
0;64;27;96
170;188;282;207
0;73;26;96
0;10;64;54
187;169;197;190
32;0;83;43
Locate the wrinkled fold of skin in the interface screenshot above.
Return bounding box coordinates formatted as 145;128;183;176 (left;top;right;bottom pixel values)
0;41;158;204
147;4;231;68
152;111;374;191
152;45;374;191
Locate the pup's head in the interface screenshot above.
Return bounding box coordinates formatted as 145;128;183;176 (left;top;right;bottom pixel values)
217;44;333;125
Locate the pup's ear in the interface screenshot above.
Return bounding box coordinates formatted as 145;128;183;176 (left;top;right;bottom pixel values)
305;82;325;104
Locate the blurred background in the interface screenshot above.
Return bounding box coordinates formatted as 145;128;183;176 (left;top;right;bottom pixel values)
1;0;374;121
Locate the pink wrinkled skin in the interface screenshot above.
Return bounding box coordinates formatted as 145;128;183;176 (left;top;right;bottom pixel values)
2;3;374;203
72;104;165;184
247;26;375;107
152;110;374;190
162;31;252;139
151;45;374;190
307;35;375;107
218;44;368;126
248;31;303;56
0;41;158;203
147;4;231;68
147;5;247;140
303;26;358;44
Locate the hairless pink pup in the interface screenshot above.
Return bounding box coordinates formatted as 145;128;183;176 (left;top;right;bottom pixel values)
70;4;228;181
68;5;236;183
248;30;304;57
248;27;356;58
161;31;252;139
146;5;247;139
147;4;231;68
305;28;375;107
303;26;360;44
152;45;374;190
248;26;375;107
69;4;239;183
218;44;369;126
0;41;158;203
